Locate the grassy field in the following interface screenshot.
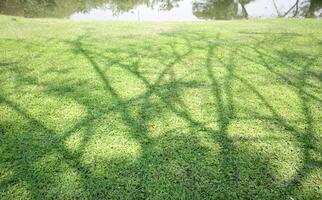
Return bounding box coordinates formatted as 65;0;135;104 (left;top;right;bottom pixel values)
0;15;321;199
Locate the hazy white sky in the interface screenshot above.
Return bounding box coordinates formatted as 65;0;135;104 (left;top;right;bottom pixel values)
70;0;198;21
246;0;307;18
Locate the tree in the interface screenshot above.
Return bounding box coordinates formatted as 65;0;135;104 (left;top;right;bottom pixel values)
305;0;322;17
0;0;110;18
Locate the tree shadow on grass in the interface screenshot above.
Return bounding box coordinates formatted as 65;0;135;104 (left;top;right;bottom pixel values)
226;32;321;197
0;30;321;199
233;35;322;198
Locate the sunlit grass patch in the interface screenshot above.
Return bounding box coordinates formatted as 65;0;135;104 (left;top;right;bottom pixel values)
0;16;321;199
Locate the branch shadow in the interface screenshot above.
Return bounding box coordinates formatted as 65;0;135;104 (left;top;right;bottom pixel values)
0;29;321;199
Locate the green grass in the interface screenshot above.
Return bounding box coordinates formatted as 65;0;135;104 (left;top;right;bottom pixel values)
0;15;321;199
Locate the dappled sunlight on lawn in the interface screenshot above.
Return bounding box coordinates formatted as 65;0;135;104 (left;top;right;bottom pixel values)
0;17;321;199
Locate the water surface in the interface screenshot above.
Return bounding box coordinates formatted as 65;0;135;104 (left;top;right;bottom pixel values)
0;0;321;21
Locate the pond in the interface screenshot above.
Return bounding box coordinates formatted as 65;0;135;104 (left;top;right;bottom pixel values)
0;0;321;21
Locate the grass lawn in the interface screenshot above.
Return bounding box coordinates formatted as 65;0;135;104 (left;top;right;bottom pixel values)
0;15;321;199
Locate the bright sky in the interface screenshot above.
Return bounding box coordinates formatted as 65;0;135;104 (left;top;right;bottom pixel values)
69;0;198;21
246;0;307;18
